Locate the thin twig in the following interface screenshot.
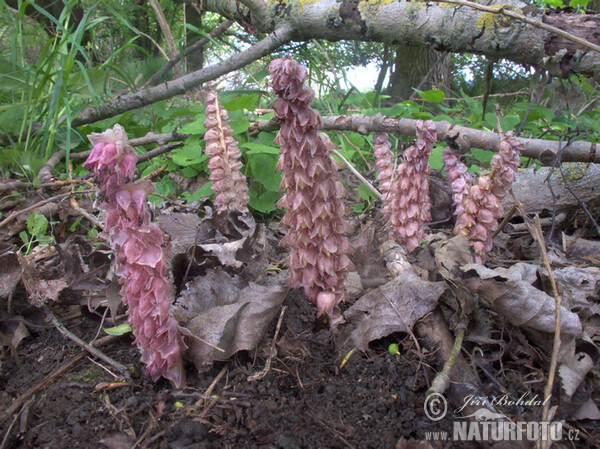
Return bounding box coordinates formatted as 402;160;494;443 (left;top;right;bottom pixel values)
194;366;228;408
0;335;116;427
435;0;600;53
331;149;382;200
513;196;562;449
426;325;466;397
44;306;131;380
248;306;287;381
0;189;94;229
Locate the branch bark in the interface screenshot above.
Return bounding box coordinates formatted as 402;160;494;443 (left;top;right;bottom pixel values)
202;0;600;79
71;25;293;127
255;114;600;164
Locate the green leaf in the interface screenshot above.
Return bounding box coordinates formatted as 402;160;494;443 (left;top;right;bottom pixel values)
461;90;483;119
221;94;259;112
429;145;444;170
358;183;378;201
19;231;29;245
484;113;521;132
172;141;206;166
257;132;276;146
470;148;494;165
249;153;281;191
229;119;250;135
27;213;49;237
241;142;280;155
352;203;365;213
179;116;206;135
103;323;132;336
249;190;280;213
416;89;445;104
36;235;54;245
187;182;213;202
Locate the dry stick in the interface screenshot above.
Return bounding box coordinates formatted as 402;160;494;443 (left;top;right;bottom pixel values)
435;0;600;54
331;149;382;200
426;325;466;397
0;189;95;229
513;196;562;449
44;305;131;380
71;25;293;127
248;306;287;382
149;0;181;78
0;335;116;427
255;115;600;164
194;366;228;409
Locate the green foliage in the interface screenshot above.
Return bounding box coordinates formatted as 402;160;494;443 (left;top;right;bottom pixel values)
20;213;54;254
103;323;133;336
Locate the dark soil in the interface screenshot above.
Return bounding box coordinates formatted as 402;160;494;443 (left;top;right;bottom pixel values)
1;291;472;449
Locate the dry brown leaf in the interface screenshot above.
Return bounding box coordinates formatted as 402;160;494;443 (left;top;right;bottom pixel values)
344;271;447;351
459;263;582;336
0;250;21;299
18;245;68;307
174;268;288;368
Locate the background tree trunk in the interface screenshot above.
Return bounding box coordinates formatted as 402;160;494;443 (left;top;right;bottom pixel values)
185;5;205;72
387;46;450;102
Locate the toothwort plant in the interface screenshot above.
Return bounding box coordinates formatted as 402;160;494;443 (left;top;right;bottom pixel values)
452;132;523;263
385;120;437;253
203;91;249;214
268;58;353;322
84;125;186;387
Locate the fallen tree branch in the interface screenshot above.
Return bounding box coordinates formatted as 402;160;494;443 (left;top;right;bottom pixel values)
71;24;293;127
256;115;600;164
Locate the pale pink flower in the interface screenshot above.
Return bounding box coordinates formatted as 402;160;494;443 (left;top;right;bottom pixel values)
84;125;186;387
269;58;353;321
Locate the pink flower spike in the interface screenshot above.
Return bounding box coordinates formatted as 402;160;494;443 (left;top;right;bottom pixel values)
84;124;186;388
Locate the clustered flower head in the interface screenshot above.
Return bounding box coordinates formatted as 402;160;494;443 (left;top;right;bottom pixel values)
203;91;249;214
384;120;437;253
268;57;353;320
442;146;473;215
373;132;395;221
452;131;523;263
84;124;186;387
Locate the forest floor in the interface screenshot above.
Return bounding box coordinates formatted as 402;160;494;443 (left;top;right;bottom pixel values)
1;288;478;449
0;177;599;449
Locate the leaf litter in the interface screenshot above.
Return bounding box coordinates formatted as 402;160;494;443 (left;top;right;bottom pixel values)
1;178;600;447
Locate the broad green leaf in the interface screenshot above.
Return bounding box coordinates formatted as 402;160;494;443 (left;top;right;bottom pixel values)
249;153;281;191
416;89;445;104
27;213;49;237
172;141;206;166
257;131;276;145
249;190;280;213
221;94;259;112
470;148;494;165
241;142;280;155
229;119;250;135
19;231;29;245
187;182;213;202
358;183;378;201
429;145;444;170
103;323;132;336
179;116;206;135
484;113;521;132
